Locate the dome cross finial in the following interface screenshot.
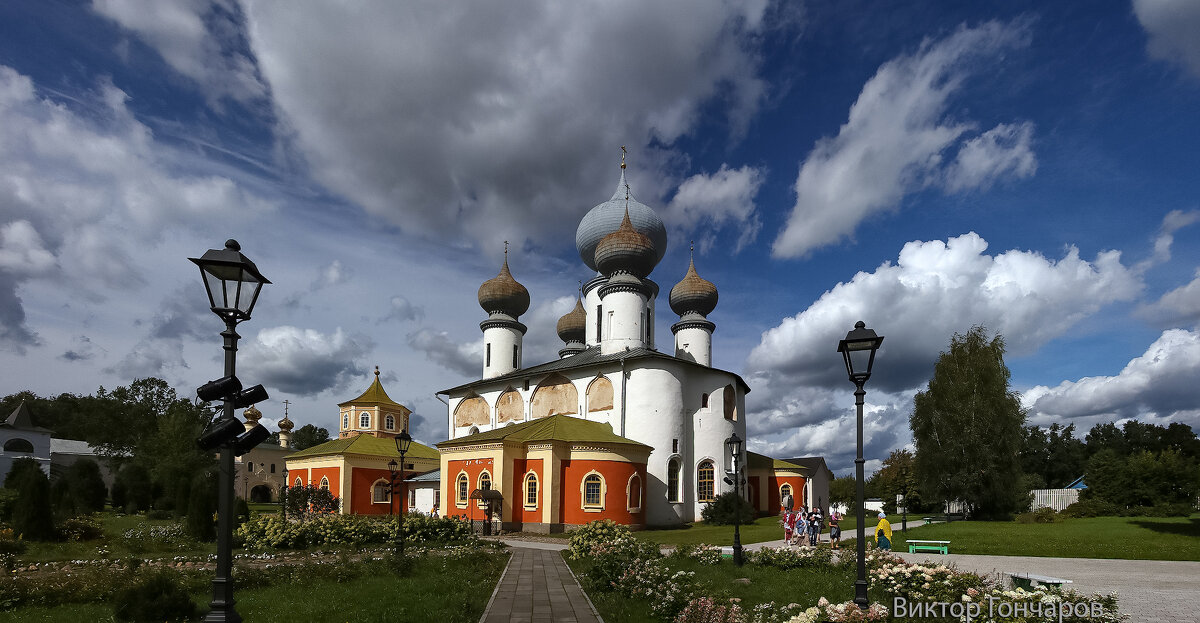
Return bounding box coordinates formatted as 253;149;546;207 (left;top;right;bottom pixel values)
374;365;380;377
620;145;626;170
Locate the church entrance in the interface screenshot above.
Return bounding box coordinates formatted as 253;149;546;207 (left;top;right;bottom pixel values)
250;484;273;503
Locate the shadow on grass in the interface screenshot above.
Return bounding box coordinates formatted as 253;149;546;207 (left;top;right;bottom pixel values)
1129;517;1200;537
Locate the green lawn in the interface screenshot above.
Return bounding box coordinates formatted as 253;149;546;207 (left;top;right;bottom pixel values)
0;549;509;623
637;516;791;546
843;514;1200;561
19;513;214;562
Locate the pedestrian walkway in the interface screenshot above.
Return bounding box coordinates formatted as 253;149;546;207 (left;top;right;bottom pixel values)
480;546;602;623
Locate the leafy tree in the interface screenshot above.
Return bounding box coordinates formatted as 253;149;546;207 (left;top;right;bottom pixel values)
290;424;331;451
910;326;1028;519
828;474;856;513
4;457;43;490
11;463;55;540
700;491;756;525
61;459;108;516
1085;422;1127;456
1021;423;1086;488
186;470;217;542
1086;448;1200;509
114;463;153;513
874;449;928;513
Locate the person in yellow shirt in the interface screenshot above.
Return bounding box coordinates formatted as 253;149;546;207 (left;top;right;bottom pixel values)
874;512;893;551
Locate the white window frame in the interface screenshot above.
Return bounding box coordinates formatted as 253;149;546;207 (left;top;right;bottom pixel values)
580;470;606;512
666;456;682;503
697;460;715;503
372;479;391;504
359;411;370;428
320;476;330;491
626;473;642;513
385;414;395;430
456;471;469;508
524;472;539;510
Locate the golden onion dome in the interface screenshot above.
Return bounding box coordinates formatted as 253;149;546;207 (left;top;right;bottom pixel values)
477;256;530;317
594;208;657;278
556;297;587;343
277;415;294;432
669;256;718;317
243;405;262;422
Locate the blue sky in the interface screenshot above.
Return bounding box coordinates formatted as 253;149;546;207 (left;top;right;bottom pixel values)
1;0;1197;475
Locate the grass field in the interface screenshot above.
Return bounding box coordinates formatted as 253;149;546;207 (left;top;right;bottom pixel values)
19;513;214;562
0;548;509;623
843;514;1200;560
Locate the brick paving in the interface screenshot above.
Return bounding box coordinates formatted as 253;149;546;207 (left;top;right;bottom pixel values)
480;546;602;623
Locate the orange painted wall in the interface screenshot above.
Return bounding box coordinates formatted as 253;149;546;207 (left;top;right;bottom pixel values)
349;467;403;515
560;459;646;526
446;457;494;521
510;458;543;524
288;468;309;488
766;475;806;512
310;466;341;499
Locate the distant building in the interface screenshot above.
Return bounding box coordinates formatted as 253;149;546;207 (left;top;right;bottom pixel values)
1;401;51;478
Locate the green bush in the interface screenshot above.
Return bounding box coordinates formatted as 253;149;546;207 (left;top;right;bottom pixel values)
0;489;18;522
11;464;55;541
1121;502;1195;517
567;519;630;559
147;509;173;520
59;515;105;541
235;514;477;550
62;459;108;515
111;569;198;622
185;471;216;542
234;497;250;524
1014;506;1063;523
1061;498;1119;518
113;464;153;513
699;491;755;526
3;457;42;490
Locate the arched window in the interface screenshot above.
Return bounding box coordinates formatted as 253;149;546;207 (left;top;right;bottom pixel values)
342;413;349;429
701;393;709;408
294;477;303;487
372;480;390;503
525;473;538;508
667;458;681;502
3;438;34;453
582;472;605;508
697;460;715;503
457;473;469;505
319;477;330;490
722;385;737;421
359;412;370;428
627;473;642;511
780;483;793;507
479;471;492;491
468;425;480;435
385;415;395;430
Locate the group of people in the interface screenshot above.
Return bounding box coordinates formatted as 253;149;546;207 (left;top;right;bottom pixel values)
780;506;843;549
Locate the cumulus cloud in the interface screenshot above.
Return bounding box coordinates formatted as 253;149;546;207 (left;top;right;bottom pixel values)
1023;329;1200;428
664;165;764;253
1149;209;1200;266
239;326;373;396
91;0;268;105
1138;269;1200;328
406;329;483;378
749;232;1142;393
0;220;56;276
772;21;1036;258
751;396;913;475
241;1;774;254
1133;0;1200;79
380;295;424;324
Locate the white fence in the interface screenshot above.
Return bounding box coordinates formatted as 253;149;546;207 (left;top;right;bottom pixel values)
1030;488;1079;511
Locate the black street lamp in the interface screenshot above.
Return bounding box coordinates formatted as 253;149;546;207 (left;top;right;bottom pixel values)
724;432;745;566
837;320;884;611
191;239;271;623
387;459;398;517
395;431;412;557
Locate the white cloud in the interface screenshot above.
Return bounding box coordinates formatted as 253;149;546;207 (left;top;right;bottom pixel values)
239;326;373;396
381;296;424;324
1150;209;1200;265
406;329;483;379
748;232;1142;394
0;220;55;276
665;165;764;253
943;122;1037;193
1138;269;1200;328
1133;0;1200;79
1023;329;1200;428
772;21;1035;258
241;1;773;255
91;0;267;105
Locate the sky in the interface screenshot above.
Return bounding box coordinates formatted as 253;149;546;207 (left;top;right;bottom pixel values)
1;0;1198;476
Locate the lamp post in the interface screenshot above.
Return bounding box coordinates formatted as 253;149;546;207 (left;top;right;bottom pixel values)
395;431;412;557
190;239;271;623
281;466;288;521
387;459;398;517
837;320;884;611
725;432;745;566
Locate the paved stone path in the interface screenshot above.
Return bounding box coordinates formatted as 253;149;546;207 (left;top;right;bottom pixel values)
480;546;602;623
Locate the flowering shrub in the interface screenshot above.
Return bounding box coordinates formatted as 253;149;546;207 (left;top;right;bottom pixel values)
747;545;835;569
869;557;982;603
750;601;813;623
818;597;889;622
675;596;745;623
120;523;190;549
567;519;630;559
688;544;722;565
0;527;25;571
58;515;104;542
235;514;477;550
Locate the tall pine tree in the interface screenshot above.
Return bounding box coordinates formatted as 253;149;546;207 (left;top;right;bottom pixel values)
910;326;1028;519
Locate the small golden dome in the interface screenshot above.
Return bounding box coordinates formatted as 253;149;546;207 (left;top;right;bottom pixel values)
595;208;657;278
277;415;294;432
669;256;718;317
243;405;262;422
477;256;530;317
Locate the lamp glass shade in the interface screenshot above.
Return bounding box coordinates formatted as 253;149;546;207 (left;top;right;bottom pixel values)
836;321;884;382
189;240;270;322
725;432;742;473
387;459;398;476
395;431;413;456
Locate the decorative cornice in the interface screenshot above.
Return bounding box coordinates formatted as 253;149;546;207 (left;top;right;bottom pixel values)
671;317;715;334
582;274;607;297
480;316;529;334
598;275;653;298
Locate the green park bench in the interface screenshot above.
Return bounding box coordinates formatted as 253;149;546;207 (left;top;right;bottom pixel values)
1008;572;1072;591
907;539;950;554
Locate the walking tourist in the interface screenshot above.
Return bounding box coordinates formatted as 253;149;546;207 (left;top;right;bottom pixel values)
829;512;841;550
874;511;892;551
782;510;793;544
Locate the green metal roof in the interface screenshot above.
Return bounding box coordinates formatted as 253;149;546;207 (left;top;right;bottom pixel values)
747;451;806;472
287;433;439;460
436;414;650;449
